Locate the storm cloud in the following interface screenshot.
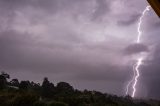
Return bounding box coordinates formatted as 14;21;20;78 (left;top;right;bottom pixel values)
124;43;149;55
0;0;160;98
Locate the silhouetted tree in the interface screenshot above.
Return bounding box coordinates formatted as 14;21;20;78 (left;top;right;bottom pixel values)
0;72;10;89
30;81;41;94
10;78;19;87
41;77;55;98
56;82;74;92
0;73;159;106
19;81;30;90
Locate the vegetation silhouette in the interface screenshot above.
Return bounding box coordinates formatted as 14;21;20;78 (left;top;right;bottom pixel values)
0;72;159;106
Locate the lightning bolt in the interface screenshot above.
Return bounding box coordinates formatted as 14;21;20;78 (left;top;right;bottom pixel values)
125;6;150;97
137;6;150;44
132;57;143;97
125;64;136;95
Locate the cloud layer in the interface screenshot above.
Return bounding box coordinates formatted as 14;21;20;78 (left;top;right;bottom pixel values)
124;43;149;55
0;0;160;98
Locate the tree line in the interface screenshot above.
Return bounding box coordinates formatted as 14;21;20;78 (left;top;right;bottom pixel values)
0;72;159;106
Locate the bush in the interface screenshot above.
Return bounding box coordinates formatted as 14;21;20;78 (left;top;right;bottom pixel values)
48;101;68;106
10;93;39;106
33;101;47;106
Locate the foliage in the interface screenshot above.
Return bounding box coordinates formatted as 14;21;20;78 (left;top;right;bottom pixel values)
48;101;68;106
33;101;47;106
0;72;159;106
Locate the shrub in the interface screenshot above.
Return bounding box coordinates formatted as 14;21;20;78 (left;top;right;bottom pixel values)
48;101;68;106
10;93;39;106
33;101;47;106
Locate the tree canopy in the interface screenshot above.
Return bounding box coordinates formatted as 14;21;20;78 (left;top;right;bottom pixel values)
0;72;159;106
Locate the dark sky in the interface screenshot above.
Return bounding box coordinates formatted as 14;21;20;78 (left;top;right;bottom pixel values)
0;0;160;99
